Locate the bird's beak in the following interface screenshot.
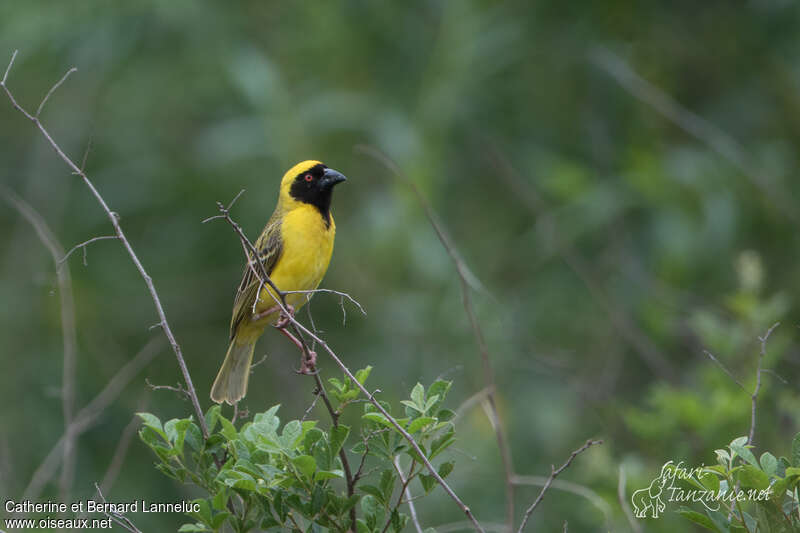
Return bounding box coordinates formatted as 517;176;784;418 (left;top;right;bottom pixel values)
321;168;347;189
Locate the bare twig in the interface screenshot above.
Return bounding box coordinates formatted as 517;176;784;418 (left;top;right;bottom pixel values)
702;322;780;445
36;67;77;118
21;337;163;506
1;52;210;440
589;47;797;223
58;235;119;266
382;458;417;533
250;353;268;371
1;186;79;506
300;387;322;422
357;145;513;530
209;196;486;532
510;475;612;524
617;466;643;533
94;483;142;533
750;322;779;444
394;456;424;533
516;439;602;533
283;288;367;325
145;378;190;399
703;350;748;391
99;395;149;497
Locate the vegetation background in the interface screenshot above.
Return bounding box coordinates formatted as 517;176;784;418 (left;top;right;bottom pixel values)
1;1;799;531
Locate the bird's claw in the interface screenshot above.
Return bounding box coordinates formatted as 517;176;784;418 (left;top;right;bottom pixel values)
295;350;317;375
274;304;296;329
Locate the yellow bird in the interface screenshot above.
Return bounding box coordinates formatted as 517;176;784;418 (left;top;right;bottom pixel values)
211;160;347;405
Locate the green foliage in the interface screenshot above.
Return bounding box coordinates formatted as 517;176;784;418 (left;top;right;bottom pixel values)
677;434;800;532
138;370;456;532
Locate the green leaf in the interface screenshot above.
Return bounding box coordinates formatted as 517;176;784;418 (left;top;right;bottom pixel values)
204;405;221;434
737;465;769;490
359;485;386;505
418;473;436;493
304;427;324;453
408;416;436;434
355;366;372;385
218;415;238;441
423;394;440;414
430;427;455;459
760;452;778;477
427;380;452;403
165;418;193;455
315;469;344;480
361;494;383;529
184;423;203;452
178;524;210;532
363;412;394;428
292;455;317;480
330;425;350;458
380;469;396;503
211;512;230;530
196;499;213;524
212;488;228;511
400;400;424;414
438;461;454;479
137;412;167;440
437;408;456;422
677;507;721;532
730;440;758;467
410;383;425;409
281;420;303;449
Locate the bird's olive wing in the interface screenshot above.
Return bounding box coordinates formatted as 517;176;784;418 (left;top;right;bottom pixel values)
229;215;283;339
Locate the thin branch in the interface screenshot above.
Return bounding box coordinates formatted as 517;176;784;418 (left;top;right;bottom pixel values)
145;378;191;399
1;186;79;506
209;196;486;533
516;439;602;533
1;50;16;85
617;466;643;533
99;396;149;496
1;52;210;440
750;322;779;444
20;337;163;507
283;288;367;324
589;46;798;224
394;456;424;533
357;145;513;530
36;67;77;118
94;483;142;533
382;458;417;533
485;142;677;383
301;387;322;422
703;350;748;392
58;235;119;266
511;474;611;525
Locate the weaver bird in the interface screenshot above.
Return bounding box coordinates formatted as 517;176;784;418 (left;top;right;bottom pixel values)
211;160;347;405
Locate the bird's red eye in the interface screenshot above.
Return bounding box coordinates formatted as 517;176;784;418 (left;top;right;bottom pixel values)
304;174;313;182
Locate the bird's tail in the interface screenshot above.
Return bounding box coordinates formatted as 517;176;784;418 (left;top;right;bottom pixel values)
210;338;257;405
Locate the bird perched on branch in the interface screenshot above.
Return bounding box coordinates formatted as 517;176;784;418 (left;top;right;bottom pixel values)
211;160;347;405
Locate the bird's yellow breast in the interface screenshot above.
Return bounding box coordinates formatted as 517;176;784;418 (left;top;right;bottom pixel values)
259;205;335;312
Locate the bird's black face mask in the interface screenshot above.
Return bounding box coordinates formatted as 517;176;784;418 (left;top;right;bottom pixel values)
289;163;347;225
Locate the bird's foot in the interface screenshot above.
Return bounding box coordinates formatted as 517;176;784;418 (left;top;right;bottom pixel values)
274;304;296;329
296;350;317;375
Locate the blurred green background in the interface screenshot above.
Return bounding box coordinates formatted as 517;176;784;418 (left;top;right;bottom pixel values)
1;1;799;531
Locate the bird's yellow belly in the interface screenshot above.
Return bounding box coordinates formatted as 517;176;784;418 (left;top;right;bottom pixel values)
255;205;335;320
